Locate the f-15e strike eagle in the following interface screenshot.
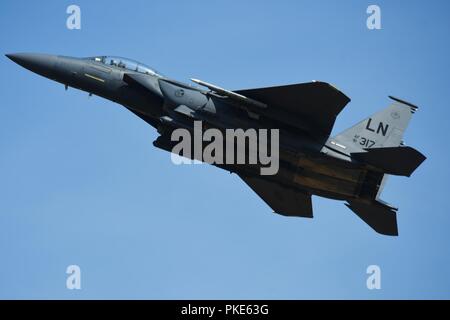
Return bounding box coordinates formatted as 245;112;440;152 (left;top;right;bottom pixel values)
6;53;426;236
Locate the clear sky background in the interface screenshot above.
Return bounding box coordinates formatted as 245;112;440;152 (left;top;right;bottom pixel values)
0;0;449;299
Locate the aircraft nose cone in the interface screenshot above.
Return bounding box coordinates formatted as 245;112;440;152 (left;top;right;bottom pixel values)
6;53;58;78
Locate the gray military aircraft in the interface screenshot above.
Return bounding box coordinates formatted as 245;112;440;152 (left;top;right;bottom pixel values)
6;53;426;236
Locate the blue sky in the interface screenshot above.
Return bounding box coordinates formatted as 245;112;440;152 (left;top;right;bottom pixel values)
0;0;449;299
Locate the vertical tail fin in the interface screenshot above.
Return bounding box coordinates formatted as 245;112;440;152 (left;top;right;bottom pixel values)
332;96;418;152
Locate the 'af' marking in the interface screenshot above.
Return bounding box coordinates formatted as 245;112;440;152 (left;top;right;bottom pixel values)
366;118;389;136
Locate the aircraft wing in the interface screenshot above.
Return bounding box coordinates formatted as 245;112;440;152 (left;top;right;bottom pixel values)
240;175;313;218
234;81;350;138
193;78;350;140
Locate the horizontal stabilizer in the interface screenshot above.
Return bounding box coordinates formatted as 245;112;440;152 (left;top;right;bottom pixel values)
351;146;426;177
346;200;398;236
240;175;313;218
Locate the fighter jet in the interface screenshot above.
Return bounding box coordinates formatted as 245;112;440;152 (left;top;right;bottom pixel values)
6;53;426;236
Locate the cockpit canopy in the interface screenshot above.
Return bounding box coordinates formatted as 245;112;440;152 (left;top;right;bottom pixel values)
87;56;163;77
